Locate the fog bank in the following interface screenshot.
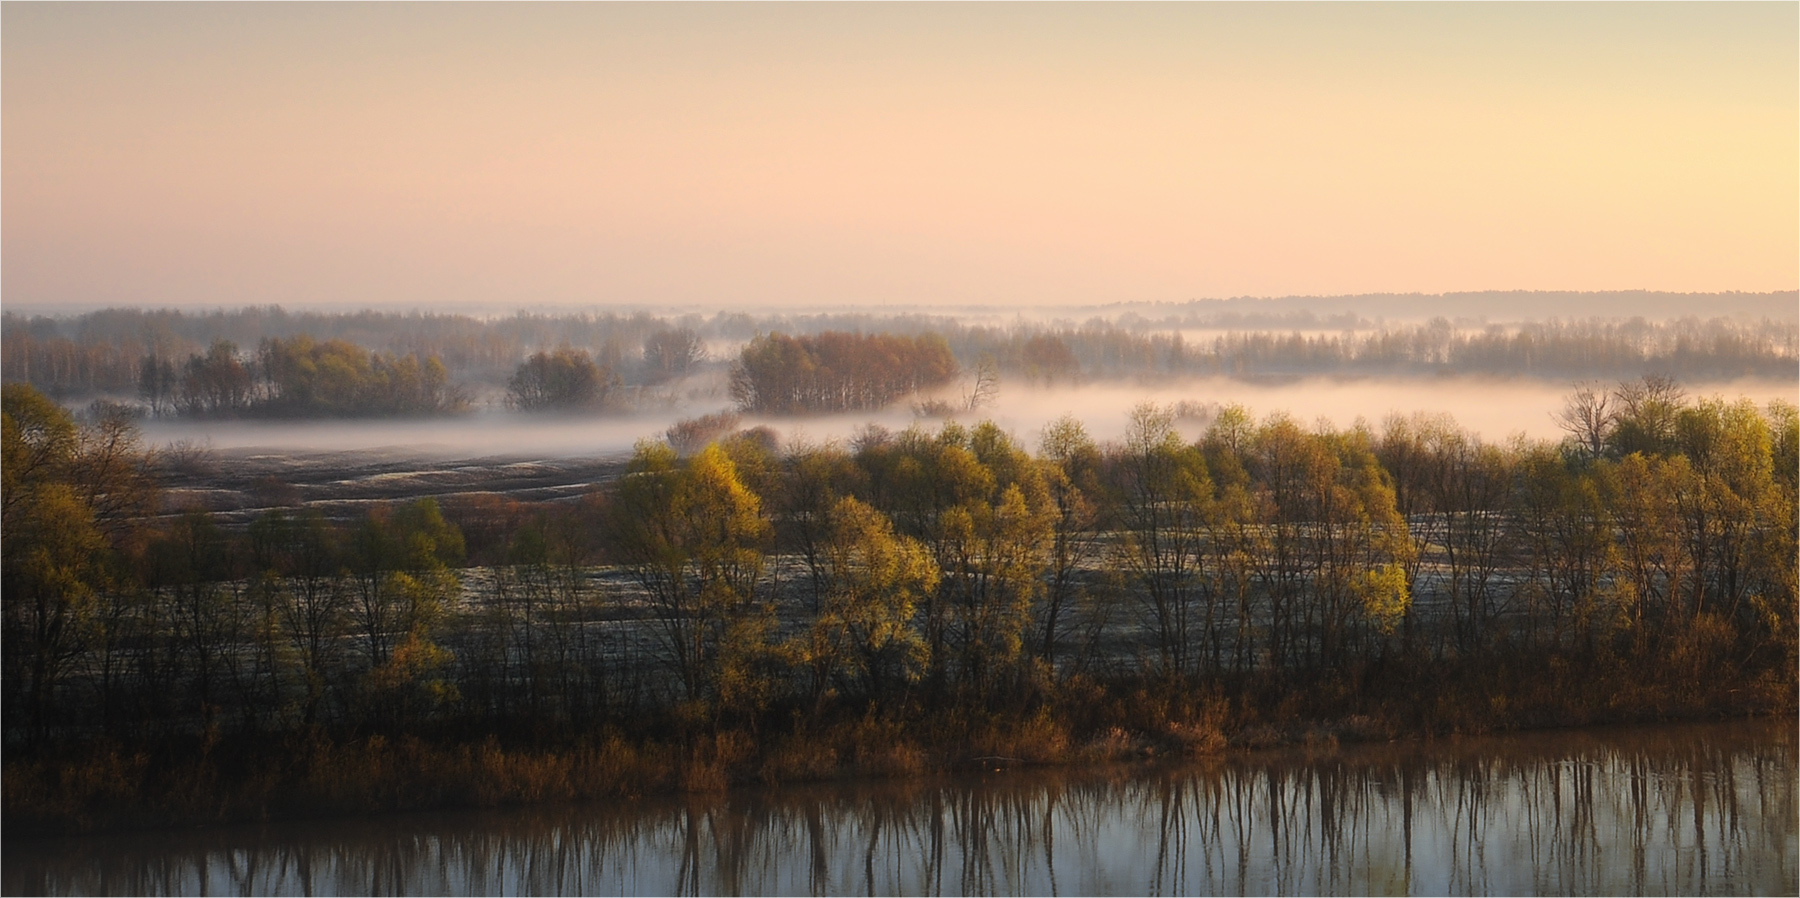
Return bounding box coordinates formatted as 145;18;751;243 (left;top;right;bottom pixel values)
136;376;1798;461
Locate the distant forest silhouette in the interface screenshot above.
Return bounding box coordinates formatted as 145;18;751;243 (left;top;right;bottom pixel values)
3;296;1795;416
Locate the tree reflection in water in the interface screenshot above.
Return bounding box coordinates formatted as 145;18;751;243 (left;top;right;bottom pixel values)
6;721;1793;896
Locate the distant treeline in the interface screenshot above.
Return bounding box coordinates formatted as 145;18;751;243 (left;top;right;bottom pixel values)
936;316;1799;383
5;375;1794;777
1100;289;1799;327
4;306;1795;411
1;307;711;402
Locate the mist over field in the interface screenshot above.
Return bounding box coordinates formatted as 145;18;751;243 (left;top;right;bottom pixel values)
135;374;1799;460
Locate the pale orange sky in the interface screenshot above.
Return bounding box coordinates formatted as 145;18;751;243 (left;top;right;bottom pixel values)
4;2;1795;311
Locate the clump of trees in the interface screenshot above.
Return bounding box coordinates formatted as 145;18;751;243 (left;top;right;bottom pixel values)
506;348;619;412
258;336;465;416
2;385;158;740
134;336;468;418
730;332;958;414
1555;374;1709;461
4;381;482;745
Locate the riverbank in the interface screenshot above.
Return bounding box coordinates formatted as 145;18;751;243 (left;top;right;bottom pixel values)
7;648;1792;839
10;719;1792;897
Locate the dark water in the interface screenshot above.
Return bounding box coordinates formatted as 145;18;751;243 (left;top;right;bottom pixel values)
5;721;1794;896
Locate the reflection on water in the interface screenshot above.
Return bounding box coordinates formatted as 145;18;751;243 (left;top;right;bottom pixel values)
5;721;1793;896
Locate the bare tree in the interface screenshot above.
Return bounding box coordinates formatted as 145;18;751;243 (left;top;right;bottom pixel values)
643;328;705;384
1610;373;1686;456
962;357;999;412
1554;381;1613;460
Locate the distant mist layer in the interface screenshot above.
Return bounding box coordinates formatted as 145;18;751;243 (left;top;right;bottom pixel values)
137;375;1799;460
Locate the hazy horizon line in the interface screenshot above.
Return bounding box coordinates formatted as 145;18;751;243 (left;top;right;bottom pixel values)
6;288;1796;322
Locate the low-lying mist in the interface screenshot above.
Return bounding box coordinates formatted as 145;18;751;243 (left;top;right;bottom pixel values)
138;375;1800;460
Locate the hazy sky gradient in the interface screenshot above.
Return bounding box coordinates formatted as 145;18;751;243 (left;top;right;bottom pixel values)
5;2;1795;310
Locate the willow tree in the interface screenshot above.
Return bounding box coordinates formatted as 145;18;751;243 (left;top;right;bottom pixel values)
1107;403;1215;680
1200;404;1268;674
607;442;775;723
1378;412;1515;655
853;421;1053;699
792;496;937;711
1036;415;1104;670
248;508;346;725
775;440;868;613
343;499;464;726
1245;416;1412;671
2;384;158;742
1516;446;1615;649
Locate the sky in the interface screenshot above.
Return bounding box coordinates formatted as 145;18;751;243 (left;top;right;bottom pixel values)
4;2;1795;312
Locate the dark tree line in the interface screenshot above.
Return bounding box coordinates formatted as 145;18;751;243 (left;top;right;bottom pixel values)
2;308;711;400
935;316;1798;382
11;305;1788;406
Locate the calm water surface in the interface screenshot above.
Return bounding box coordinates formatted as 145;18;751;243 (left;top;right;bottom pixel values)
5;720;1793;896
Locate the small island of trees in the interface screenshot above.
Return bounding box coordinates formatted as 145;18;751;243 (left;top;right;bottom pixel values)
140;336;467;418
505;348;621;412
729;331;959;414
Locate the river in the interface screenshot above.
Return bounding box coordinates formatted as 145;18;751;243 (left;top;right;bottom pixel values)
4;720;1793;896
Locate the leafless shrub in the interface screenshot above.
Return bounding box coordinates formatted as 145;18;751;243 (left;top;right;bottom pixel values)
643;328;705;384
1171;399;1220;423
911;397;956;418
80;399;144;425
665;411;742;455
961;357;999;411
850;423;892;453
156;438;217;478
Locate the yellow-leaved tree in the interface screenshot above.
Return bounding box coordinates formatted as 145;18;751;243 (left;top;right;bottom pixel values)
3;385;157;742
608;441;775;726
792;496;938;714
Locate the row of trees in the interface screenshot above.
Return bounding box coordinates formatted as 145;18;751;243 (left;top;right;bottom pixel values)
15;305;1788;402
143;338;683;417
3;385;161;741
3;383;475;741
934;316;1798;382
6;376;1794;750
2;309;710;400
